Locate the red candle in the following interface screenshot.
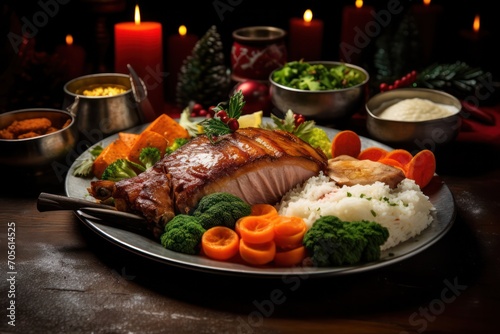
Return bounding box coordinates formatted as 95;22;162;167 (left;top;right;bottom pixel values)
339;0;374;65
288;9;324;61
460;14;489;66
55;34;86;80
411;0;443;63
166;25;198;103
114;5;164;116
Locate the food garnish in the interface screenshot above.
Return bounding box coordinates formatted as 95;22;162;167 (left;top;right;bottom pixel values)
198;90;245;142
72;145;103;177
261;110;332;158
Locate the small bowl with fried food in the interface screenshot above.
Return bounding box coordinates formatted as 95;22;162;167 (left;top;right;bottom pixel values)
0;108;77;170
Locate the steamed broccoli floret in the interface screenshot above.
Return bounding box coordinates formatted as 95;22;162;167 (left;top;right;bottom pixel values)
101;159;145;181
303;216;389;267
139;147;162;169
191;192;251;230
304;127;332;158
160;214;206;255
165;137;190;155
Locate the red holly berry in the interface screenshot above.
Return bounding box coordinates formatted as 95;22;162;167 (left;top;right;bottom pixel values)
192;103;203;114
227;118;239;132
217;110;229;123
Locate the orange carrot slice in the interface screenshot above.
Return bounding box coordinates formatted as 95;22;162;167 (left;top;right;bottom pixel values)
239;239;276;265
250;204;278;219
236;216;275;244
405;149;436;189
357;146;388;161
378;157;406;171
330;130;361;158
273;216;307;250
274;246;307;267
385;149;413;167
201;226;240;261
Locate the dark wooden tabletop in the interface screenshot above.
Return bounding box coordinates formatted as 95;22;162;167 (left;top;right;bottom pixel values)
1;123;499;334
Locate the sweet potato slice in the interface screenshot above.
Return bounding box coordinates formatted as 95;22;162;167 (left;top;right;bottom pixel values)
145;113;190;145
92;138;130;179
118;132;139;149
127;130;168;164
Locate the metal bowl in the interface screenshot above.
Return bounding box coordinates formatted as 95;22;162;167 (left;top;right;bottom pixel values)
365;88;462;150
269;61;369;123
62;73;144;143
0;108;77;169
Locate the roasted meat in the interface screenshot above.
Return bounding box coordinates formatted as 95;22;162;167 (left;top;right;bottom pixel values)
89;128;328;237
327;155;405;188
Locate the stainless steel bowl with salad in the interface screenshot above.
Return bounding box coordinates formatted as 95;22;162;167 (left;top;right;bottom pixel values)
269;61;369;123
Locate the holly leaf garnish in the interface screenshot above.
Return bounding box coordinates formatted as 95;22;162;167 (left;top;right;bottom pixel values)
200;90;245;143
263;110;315;141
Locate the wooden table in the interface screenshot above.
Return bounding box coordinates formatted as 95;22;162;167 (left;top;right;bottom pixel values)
1;134;499;334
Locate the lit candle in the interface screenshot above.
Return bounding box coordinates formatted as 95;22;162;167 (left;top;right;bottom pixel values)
339;0;374;64
55;34;86;80
288;9;324;61
114;5;164;116
166;25;198;103
411;0;443;63
460;14;489;66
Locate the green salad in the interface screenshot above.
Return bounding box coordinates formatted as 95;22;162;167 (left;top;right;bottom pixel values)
272;61;365;91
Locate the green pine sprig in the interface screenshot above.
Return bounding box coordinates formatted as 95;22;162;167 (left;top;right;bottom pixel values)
200;90;245;143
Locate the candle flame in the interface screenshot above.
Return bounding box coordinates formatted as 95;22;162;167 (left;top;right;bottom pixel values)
134;4;141;25
355;0;363;8
473;14;480;33
423;0;431;5
65;34;74;46
179;25;187;36
303;9;313;23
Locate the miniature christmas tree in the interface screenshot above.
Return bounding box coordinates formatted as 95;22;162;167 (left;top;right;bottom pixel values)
176;25;231;108
371;11;422;91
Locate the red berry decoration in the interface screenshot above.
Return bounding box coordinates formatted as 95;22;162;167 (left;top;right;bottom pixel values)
380;70;418;92
227;118;239;132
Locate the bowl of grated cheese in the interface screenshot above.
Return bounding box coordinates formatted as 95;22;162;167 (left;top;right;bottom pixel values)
365;88;462;151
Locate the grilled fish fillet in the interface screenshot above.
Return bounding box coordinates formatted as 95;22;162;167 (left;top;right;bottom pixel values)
89;128;328;236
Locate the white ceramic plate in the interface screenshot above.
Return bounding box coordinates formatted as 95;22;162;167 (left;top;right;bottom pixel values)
65;119;456;277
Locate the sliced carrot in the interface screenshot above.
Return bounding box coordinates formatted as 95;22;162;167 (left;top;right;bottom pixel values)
250;204;278;219
273;216;307;250
330;130;360;158
405;149;436;189
201;226;240;261
235;216;275;244
378;157;405;171
274;246;307;267
330;130;361;158
239;239;276;265
357;146;388;161
385;149;413;167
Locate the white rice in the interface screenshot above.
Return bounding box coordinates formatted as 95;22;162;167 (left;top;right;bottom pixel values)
276;172;435;250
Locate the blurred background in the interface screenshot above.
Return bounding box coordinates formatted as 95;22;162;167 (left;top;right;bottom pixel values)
1;0;498;113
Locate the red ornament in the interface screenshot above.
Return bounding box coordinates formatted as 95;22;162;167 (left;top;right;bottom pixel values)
231;80;272;115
